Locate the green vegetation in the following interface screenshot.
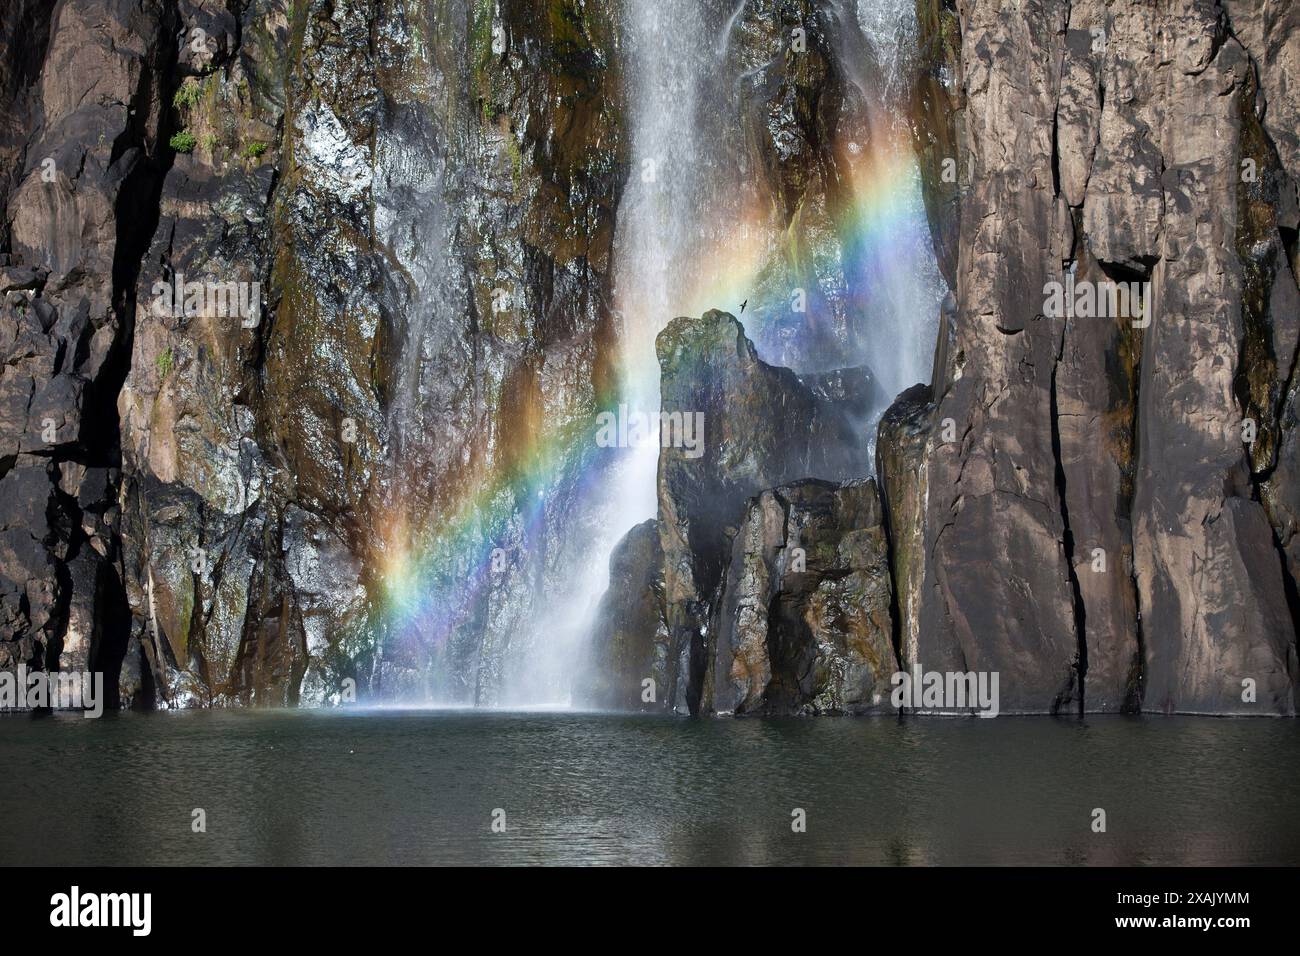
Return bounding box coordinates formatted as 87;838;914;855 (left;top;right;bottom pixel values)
156;348;174;380
242;141;269;160
172;80;202;110
202;134;219;152
169;130;197;153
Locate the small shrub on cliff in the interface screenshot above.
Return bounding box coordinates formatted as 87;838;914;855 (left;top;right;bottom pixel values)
242;141;268;160
172;81;202;110
169;130;197;154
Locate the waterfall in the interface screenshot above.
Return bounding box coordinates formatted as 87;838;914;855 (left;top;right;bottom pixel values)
585;0;943;553
605;0;727;525
488;0;945;707
716;0;749;57
829;0;943;401
491;0;725;706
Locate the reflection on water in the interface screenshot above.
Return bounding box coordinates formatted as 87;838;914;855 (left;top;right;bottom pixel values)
2;711;1297;865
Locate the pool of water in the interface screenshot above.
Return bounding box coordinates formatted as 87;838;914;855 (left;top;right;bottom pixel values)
2;710;1296;865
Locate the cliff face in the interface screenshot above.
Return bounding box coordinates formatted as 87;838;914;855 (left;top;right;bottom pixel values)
1;0;174;705
2;1;1297;716
582;310;894;716
892;0;1300;714
655;309;883;714
1;0;626;707
712;478;895;715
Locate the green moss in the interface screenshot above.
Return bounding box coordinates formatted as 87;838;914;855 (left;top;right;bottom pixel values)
169;130;197;153
201;134;219;152
505;135;523;191
156;347;174;380
546;0;590;55
1234;72;1283;474
242;141;269;160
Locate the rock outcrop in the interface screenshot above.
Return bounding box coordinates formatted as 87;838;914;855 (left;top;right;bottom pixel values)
578;518;670;712
587;309;892;716
875;381;932;669
655;309;882;713
1;0;175;707
711;478;895;715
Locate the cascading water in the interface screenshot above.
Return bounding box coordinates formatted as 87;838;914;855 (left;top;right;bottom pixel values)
829;0;943;401
495;0;735;705
606;0;738;524
563;0;945;653
387;0;946;709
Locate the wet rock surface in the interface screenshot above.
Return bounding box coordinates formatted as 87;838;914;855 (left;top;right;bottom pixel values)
711;478;895;715
587;309;892;716
875;381;931;669
1;0;174;706
655;309;879;713
368;0;626;706
577;518;669;712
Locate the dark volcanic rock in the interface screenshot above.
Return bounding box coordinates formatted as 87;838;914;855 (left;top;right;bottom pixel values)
899;0;1300;714
2;0;628;709
876;382;932;669
579;518;670;712
585;310;888;716
0;0;174;704
909;0;1083;716
1118;9;1297;716
711;478;895;716
910;0;962;290
369;0;626;706
655;308;878;714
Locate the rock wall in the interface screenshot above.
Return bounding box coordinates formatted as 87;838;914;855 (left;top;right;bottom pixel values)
1;0;627;708
656;309;881;713
3;0;1297;716
362;0;626;705
884;0;1299;715
583;309;893;716
579;518;669;712
2;0;175;706
711;478;895;716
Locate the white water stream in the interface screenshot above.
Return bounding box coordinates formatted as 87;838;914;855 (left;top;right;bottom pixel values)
517;0;944;705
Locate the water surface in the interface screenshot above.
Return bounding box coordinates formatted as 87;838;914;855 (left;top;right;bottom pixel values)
2;711;1296;865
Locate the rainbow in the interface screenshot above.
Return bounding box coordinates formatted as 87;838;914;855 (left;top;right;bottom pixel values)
374;114;936;697
375;401;613;665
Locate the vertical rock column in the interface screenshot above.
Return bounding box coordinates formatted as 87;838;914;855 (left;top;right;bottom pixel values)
1;0;174;706
911;1;1084;715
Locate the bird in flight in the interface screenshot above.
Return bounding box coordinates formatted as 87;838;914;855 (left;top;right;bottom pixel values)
739;299;748;313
